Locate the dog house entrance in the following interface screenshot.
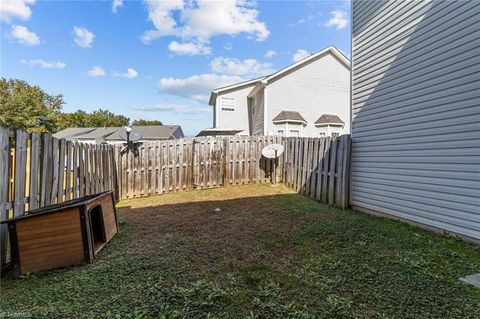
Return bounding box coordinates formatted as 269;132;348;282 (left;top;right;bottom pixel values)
89;205;106;252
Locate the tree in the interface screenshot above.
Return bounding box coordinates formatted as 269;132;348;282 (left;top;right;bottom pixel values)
55;110;89;131
85;109;129;127
0;78;64;132
131;119;163;126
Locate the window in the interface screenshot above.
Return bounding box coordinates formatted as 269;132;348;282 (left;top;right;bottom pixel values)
332;132;340;138
318;132;326;137
277;130;284;136
289;129;300;137
220;96;235;112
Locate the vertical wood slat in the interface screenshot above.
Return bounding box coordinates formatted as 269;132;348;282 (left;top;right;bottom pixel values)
50;138;59;204
0;128;11;269
65;141;72;201
14;130;28;216
29;132;41;210
327;138;338;206
57;138;66;203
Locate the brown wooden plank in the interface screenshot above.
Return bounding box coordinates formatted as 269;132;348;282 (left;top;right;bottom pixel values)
315;138;326;201
65;141;72;201
335;136;345;208
327;138;338;205
29;132;41;210
0;127;11;268
14;130;28;216
57;138;66;202
321;138;331;203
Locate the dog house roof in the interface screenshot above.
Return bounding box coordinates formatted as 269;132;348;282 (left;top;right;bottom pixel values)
1;191;113;224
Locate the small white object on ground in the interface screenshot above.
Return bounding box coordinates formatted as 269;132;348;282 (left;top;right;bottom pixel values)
214;208;221;213
460;273;480;288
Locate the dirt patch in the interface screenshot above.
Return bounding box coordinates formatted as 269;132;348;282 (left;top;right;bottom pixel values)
117;184;327;272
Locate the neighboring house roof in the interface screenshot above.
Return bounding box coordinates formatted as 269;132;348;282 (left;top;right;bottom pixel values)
77;127;119;140
196;128;243;137
208;76;267;106
315;114;345;126
53;127;96;141
54;125;184;142
105;125;183;140
247;45;350;98
272;111;307;124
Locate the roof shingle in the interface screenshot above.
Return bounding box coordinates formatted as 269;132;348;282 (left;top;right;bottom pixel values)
315;114;344;125
272;111;307;123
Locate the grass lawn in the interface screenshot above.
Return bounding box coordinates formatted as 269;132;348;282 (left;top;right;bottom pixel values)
1;184;479;318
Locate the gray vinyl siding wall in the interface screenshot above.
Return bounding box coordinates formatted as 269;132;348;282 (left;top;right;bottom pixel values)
250;88;265;135
351;0;480;241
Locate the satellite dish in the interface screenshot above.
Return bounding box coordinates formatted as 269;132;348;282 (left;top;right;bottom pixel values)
262;144;284;159
119;129;143;142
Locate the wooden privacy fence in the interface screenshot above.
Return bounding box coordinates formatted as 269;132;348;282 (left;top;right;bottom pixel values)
1;129;351;272
114;135;351;207
282;135;352;209
0;127;116;271
114;135;284;199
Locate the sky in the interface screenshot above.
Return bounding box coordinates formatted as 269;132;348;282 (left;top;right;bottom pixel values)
1;0;351;136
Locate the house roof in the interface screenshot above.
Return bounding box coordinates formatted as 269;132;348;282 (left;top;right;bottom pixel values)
208;76;267;106
272;111;307;123
54;125;183;142
78;127;119;140
53;127;96;141
209;45;350;105
262;46;349;85
247;46;350;98
315;114;345;125
196;128;243;137
105;125;182;140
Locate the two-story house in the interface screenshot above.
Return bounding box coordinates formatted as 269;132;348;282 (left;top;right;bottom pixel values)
200;46;350;138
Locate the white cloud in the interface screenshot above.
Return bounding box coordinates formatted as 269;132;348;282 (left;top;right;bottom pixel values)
292;49;310;62
324;10;348;30
210;57;273;77
130;104;210;114
21;59;65;69
157;73;243;103
10;25;40;45
264;50;277;58
223;42;233;50
86;66;106;77
168;41;212;56
114;68;138;79
0;0;35;22
142;0;269;48
73;26;95;48
112;0;123;13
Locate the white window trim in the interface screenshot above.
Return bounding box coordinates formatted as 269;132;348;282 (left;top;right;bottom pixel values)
220;96;235;112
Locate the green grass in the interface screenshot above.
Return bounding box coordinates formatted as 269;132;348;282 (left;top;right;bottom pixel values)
1;184;479;318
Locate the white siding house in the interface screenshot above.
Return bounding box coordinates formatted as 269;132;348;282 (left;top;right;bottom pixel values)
202;46;350;138
248;46;350;137
206;78;265;136
351;0;480;242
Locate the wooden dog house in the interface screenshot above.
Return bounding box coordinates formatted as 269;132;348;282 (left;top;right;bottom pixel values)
3;191;117;277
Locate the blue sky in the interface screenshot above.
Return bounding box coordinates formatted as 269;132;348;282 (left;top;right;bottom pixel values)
1;0;350;136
